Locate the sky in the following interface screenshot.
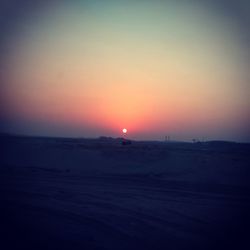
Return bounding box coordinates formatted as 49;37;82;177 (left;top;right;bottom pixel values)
0;0;249;141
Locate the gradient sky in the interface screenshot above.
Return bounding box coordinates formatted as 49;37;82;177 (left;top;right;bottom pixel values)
0;0;249;141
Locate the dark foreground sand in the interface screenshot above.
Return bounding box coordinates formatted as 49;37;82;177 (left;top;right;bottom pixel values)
1;135;250;249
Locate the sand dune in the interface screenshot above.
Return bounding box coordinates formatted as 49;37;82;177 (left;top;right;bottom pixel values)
1;135;250;249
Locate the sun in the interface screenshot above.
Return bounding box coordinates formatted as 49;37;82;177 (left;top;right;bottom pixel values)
122;128;127;134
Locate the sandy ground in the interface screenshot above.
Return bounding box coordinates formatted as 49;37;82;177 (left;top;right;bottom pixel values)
1;135;250;249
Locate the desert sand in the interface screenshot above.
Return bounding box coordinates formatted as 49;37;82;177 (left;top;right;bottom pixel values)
1;135;250;249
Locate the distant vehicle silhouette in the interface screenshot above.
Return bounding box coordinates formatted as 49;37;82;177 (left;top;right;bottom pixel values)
121;139;132;146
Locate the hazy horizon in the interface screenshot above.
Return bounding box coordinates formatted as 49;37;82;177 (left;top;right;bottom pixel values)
1;129;250;144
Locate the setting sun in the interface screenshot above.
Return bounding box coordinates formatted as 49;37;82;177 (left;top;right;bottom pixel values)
122;128;127;134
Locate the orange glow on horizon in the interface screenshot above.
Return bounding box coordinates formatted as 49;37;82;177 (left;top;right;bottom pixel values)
0;1;249;141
